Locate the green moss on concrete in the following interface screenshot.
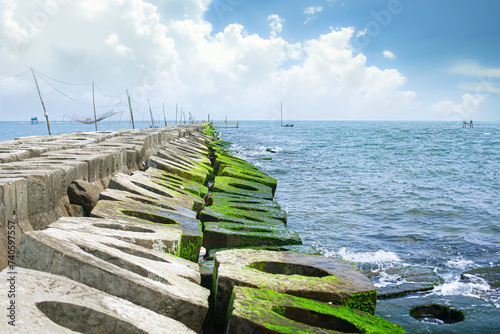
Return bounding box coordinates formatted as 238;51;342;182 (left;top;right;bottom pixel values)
178;232;203;262
219;166;278;194
227;287;406;334
213;176;274;200
462;266;500;288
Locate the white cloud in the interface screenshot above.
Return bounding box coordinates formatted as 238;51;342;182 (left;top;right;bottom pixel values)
382;50;396;60
267;14;284;38
0;0;416;121
431;93;486;121
304;6;323;24
449;61;500;78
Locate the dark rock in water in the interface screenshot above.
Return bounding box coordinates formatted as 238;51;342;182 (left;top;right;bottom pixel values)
462;266;500;288
67;180;101;215
376;294;500;334
364;266;444;299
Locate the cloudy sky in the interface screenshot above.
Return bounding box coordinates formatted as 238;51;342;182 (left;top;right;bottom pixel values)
1;0;499;122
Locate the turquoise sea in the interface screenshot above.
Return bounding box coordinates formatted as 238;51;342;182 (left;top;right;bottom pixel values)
1;120;499;333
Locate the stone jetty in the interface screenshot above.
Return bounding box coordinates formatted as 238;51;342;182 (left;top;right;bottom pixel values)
1;124;406;333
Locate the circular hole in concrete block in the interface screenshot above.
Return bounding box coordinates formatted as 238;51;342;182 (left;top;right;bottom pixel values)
248;261;330;277
271;306;361;333
121;210;178;225
36;302;144;334
228;183;259;191
93;223;155;233
410;304;465;325
227;227;273;233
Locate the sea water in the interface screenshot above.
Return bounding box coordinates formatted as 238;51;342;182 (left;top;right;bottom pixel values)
1;120;499;332
219;121;500;333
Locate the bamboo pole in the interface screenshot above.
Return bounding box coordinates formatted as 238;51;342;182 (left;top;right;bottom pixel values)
175;104;178;125
148;99;155;128
126;89;135;129
163;103;167;127
92;82;97;131
31;68;51;135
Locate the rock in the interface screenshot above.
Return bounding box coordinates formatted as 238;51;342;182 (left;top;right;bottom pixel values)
227;287;406;334
462;266;500;288
213;249;377;326
364;266;444;299
67;179;101;214
15;229;209;331
0;267;196;333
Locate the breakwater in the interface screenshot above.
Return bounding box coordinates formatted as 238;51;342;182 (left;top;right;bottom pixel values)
1;124;408;333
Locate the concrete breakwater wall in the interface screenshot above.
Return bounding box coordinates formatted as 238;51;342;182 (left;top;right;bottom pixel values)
1;124;407;333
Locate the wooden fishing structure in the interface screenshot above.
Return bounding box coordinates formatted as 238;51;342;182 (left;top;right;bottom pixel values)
280;101;294;127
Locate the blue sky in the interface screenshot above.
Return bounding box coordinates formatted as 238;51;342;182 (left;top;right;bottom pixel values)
1;0;499;121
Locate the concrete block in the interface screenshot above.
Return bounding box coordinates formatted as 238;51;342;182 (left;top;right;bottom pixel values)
219;166;278;194
146;155;210;185
99;188;197;219
15;229;209;331
48;216;185;258
142;168;209;198
203;221;301;252
227;287;406;334
1;268;196;333
107;173;200;211
0;178;30;271
214;249;377;325
213;176;274;200
91;200;203;262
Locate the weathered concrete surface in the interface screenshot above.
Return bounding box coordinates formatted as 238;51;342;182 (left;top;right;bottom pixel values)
201;205;286;226
462;266;500;288
15;228;209;331
227;287;406;334
146;155;211;185
219;166;278;195
98;188;197;219
91;200;203;262
141;167;209;198
48;216;185;257
1;267;196;333
203;221;301;252
107;172;199;211
214;249;377;325
213;176;274;200
0;178;30;271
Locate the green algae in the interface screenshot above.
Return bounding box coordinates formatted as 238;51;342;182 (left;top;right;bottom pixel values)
227;287;406;334
219;166;278;194
213;176;274;200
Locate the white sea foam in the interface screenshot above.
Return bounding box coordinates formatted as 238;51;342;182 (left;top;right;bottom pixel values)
432;277;490;298
445;258;476;270
333;247;403;269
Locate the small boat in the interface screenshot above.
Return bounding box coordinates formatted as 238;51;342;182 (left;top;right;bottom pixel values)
30;117;39;125
280;102;294;127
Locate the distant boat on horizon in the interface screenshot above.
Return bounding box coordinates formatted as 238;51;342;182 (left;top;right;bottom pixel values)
280;102;294;127
30;117;39;125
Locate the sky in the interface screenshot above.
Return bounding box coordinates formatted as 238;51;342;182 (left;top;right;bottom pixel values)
1;0;499;122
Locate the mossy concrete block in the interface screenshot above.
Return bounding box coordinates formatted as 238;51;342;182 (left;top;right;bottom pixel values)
213;176;274;200
91;200;203;262
146;155;210;185
99;188;197;219
214;249;377;325
212;192;282;209
203;221;301;252
207;245;321;261
462;266;500;288
156;146;212;172
130;171;207;202
0;268;196;333
107;172;199;211
48;216;186;255
15;229;209;331
219;166;278;194
201;203;286;225
365;266;444;299
227;287;406;334
142;167;209;197
214;153;258;173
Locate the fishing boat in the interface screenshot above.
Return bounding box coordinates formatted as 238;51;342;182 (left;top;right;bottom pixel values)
30;117;39;125
280;102;294;127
